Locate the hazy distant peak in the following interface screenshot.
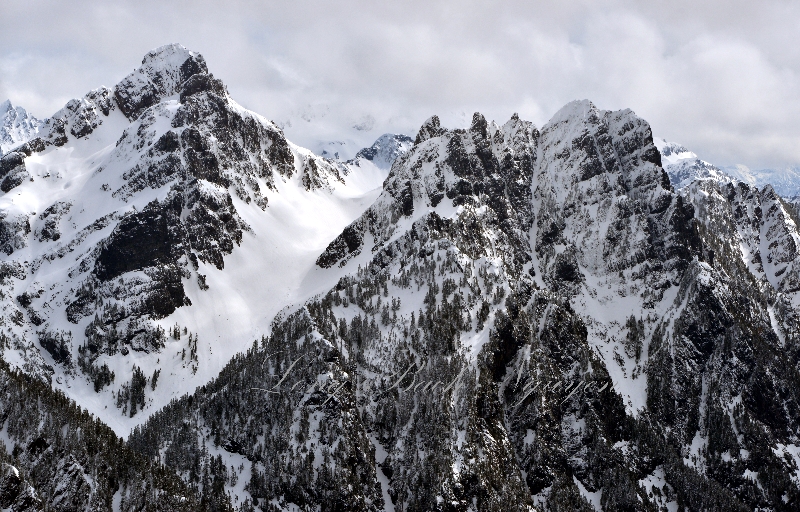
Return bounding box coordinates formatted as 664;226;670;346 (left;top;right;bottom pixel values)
0;99;43;153
654;137;697;165
353;133;413;170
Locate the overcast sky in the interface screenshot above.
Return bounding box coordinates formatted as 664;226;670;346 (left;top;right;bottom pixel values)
1;0;798;167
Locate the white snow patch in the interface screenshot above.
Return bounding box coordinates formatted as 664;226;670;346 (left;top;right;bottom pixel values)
573;475;601;511
370;435;395;512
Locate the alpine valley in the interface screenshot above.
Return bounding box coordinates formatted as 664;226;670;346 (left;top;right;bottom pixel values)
0;44;798;511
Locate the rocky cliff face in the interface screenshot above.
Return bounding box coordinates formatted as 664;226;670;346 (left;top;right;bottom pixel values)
129;100;800;510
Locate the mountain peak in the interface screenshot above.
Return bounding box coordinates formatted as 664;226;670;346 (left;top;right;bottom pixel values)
414;115;445;145
115;43;209;119
0;99;42;153
140;43;201;67
353;133;413;170
139;43;208;87
470;111;488;139
549;98;596;124
654;137;697;165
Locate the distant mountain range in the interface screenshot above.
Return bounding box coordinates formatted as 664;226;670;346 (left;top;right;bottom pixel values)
654;137;800;198
722;163;800;198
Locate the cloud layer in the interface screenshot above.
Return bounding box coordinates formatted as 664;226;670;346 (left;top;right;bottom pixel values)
2;0;798;167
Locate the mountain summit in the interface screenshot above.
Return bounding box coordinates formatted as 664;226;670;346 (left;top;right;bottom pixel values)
0;100;42;154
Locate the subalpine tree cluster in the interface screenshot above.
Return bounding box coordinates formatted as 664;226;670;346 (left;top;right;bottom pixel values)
83;301;167;358
130;307;383;511
36;328;72;365
77;345;115;391
624;314;644;362
0;357;203;510
182;332;199;365
116;365;149;417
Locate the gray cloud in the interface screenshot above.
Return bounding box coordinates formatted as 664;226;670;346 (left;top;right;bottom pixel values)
1;0;798;167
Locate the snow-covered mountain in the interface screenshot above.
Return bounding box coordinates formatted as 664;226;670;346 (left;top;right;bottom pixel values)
655;137;800;199
315;134;412;170
0;100;43;155
723;163;800;198
350;133;413;170
136;102;800;510
654;138;696;164
655;137;734;189
1;45;800;511
0;44;393;436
